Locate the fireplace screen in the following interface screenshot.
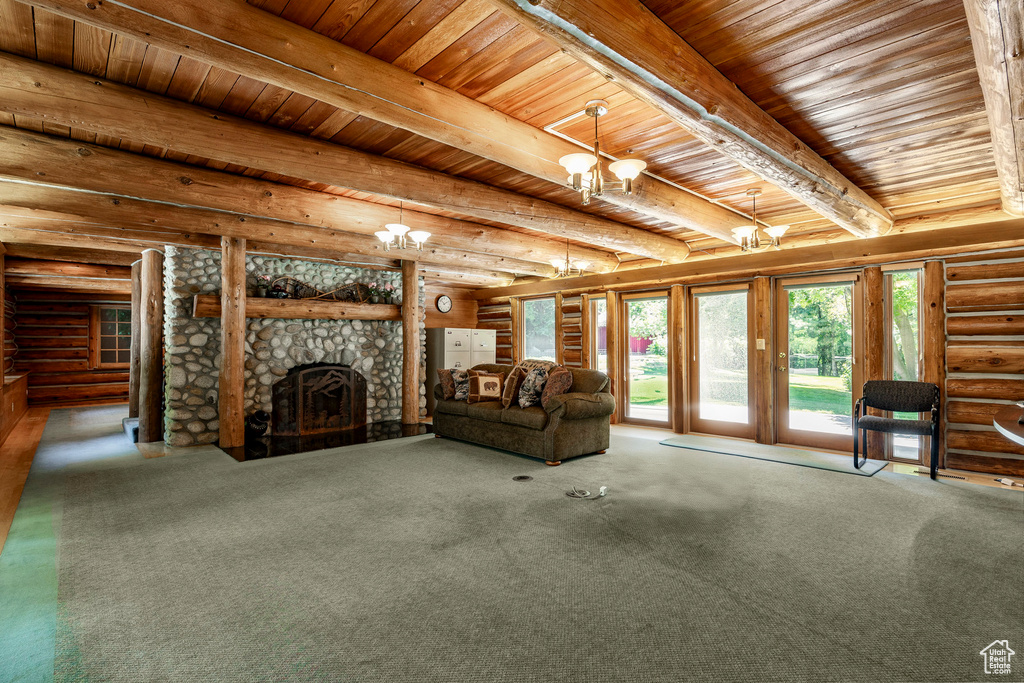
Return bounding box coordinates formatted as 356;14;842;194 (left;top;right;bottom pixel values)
272;364;367;436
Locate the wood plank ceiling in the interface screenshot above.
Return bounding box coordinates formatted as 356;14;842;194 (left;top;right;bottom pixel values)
0;0;1006;285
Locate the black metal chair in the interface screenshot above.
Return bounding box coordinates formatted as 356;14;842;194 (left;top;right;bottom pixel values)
853;380;940;479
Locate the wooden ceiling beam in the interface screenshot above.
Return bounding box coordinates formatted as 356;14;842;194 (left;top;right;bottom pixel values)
0;53;688;264
963;0;1024;216
3;257;132;279
0;219;516;285
22;0;745;246
0;126;619;273
4;273;133;294
1;243;141;266
492;0;894;238
474;217;1024;299
0;182;552;278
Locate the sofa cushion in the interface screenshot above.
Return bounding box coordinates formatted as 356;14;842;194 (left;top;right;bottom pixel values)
434;398;469;417
518;366;550;408
541;366;573;408
451;368;470;401
466;401;505;423
468;370;504;404
437;369;456;400
501;405;548;430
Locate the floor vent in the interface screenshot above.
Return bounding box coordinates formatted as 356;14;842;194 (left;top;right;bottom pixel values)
512;475;533;482
916;469;967;480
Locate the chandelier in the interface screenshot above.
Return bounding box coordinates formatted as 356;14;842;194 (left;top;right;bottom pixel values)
558;100;647;205
731;189;788;252
550;239;590;278
375;202;430;251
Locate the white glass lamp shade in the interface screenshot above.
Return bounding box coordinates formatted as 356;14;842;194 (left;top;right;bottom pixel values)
608;159;647;181
764;225;789;240
731;226;756;240
374;230;394;243
550;258;566;269
407;230;431;245
385;223;410;236
558;152;597;175
572;260;590;272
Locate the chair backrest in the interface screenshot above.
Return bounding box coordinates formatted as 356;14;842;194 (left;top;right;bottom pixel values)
861;380;939;413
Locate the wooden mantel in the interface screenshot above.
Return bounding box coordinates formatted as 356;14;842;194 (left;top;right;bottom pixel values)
193;294;401;321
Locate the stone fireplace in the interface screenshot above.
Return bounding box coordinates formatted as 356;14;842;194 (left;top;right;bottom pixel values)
161;246;425;447
272;364;367;436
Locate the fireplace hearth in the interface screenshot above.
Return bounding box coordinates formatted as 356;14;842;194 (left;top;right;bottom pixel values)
272;363;367;437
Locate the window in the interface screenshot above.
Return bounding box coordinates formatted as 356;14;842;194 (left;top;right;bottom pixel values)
521;297;556;362
90;306;131;369
589;297;607;373
887;269;924;461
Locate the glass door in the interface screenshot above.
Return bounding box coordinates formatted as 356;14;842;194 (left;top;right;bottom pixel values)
622;293;669;425
775;276;862;451
689;285;754;438
589;297;608;373
887;269;924;462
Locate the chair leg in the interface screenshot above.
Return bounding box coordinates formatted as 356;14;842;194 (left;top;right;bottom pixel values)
930;430;939;480
853;426;861;469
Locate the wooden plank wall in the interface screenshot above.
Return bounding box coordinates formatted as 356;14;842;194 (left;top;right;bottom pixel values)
560;295;584;368
943;252;1024;476
11;290;131;406
478;299;513;364
424;284;478;329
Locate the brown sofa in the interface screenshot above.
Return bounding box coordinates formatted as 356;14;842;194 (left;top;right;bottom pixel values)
431;363;614;465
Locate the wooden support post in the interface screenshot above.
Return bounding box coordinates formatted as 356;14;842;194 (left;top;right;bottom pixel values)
580;294;591;369
219;237;246;449
863;267;885;455
752;277;774;444
554;292;564;366
401;259;421;425
605;291;619;423
138;249;164;443
922;261;947;468
510;298;522;365
128;259;142;419
669;285;687;434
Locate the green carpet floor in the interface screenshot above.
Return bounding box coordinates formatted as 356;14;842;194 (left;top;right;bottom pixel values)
659;434;888;475
2;406;1022;682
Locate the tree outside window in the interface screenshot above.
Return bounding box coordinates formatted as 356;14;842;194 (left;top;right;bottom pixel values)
521;297;556;362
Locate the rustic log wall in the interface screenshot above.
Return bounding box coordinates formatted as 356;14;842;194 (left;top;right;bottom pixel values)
10;290;131;406
560;296;584;368
944;251;1024;475
424;285;478;329
477;299;513;364
2;287;14;377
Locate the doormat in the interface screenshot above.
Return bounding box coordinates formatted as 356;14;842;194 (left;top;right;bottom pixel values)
659;434;887;476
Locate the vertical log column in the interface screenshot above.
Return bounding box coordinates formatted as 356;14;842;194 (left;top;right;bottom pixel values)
862;266;886;455
401;259;421;424
922;260;946;467
510;297;522;365
554;292;564;365
138;249;164;443
219;237;246;448
752;277;775;444
128;259;142;419
605;291;619;423
580;294;591;369
668;285;687;433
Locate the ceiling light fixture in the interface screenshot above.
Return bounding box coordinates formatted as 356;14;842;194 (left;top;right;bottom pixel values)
550;239;590;278
731;189;788;252
375;202;430;251
558;100;647;205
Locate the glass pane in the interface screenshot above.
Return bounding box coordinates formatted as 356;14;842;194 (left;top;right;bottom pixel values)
891;271;922;460
116;308;131;322
101;350;116;363
101;337;116;350
100;322;116;335
626;297;668;422
118;336;131;350
118;350;131;363
787;284;853;436
591;299;607;373
522;298;557;362
696;290;748;423
118;323;132;336
100;308;116;321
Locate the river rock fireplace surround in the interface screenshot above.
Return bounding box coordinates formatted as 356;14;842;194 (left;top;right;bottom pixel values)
162;246;425;447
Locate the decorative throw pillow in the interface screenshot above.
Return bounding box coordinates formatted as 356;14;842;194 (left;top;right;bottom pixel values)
437;368;456;400
451;369;470;401
502;359;556;408
541;366;573;409
518;366;550;409
467;370;504;404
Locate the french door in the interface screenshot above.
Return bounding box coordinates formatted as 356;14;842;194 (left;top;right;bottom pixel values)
775;275;862;452
621;292;670;425
688;284;754;438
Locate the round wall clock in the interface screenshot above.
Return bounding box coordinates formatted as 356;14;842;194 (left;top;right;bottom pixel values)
436;294;453;313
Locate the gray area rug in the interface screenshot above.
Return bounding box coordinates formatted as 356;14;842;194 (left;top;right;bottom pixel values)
27;412;1024;681
660;434;888;476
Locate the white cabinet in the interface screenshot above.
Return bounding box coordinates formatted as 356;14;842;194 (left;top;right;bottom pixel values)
426;328;497;415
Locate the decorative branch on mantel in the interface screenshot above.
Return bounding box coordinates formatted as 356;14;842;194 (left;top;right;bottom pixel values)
192;295;401;321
